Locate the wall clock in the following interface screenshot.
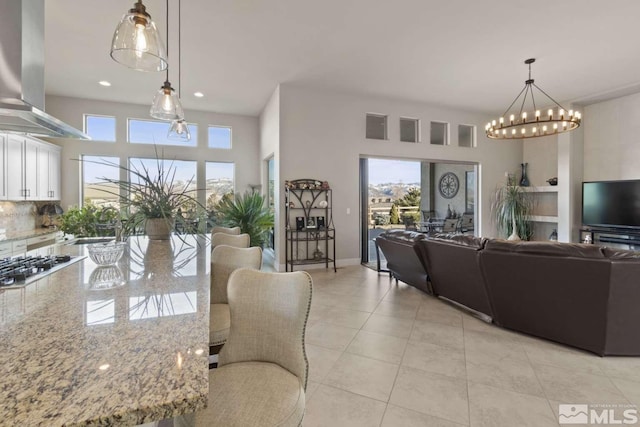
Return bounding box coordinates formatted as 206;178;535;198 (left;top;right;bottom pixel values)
439;172;459;199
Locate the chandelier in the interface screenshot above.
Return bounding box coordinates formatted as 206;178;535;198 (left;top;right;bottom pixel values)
485;59;581;140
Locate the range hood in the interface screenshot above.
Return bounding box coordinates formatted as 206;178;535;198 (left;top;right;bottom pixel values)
0;0;89;139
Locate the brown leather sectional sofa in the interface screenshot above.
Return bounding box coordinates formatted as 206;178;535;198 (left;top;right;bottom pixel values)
375;229;640;356
374;230;431;295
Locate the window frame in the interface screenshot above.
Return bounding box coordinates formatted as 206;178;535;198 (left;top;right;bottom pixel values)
366;113;388;140
83;114;117;142
430;121;450;146
127;117;198;147
207;125;233;149
400;117;420;143
458;124;477;148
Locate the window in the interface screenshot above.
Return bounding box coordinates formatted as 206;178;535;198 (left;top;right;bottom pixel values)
129;157;198;212
458;124;476;147
205;162;234;211
84;115;116;142
400;117;419;143
82;155;120;208
128;119;197;147
366;114;387;140
430;121;449;145
208;126;232;149
266;157;275;210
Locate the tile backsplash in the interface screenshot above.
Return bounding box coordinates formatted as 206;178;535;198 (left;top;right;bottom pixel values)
0;202;38;233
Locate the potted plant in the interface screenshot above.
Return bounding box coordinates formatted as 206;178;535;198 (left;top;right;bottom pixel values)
492;181;533;241
83;155;204;240
214;191;274;247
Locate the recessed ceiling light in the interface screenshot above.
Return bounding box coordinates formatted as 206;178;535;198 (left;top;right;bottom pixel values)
194;92;204;98
98;81;111;87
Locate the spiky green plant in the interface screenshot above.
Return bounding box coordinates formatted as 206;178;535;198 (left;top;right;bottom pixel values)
492;184;534;240
215;191;274;247
81;153;205;236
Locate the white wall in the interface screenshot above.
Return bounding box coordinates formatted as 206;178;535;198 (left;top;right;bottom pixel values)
43;96;259;210
276;84;523;268
259;86;280;268
583;91;640;181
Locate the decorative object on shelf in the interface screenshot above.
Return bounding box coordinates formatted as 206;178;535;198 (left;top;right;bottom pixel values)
583;234;592;244
485;58;581;140
439;172;460;198
549;228;558;241
519;163;530;187
150;0;184;121
492;184;533;241
305;200;311;208
316;216;326;229
313;246;324;260
295;217;305;231
306;217;316;229
110;0;168;72
546;177;558;186
167;0;190;141
318;200;328;208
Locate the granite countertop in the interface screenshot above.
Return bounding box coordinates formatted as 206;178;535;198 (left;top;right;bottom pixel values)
0;235;211;426
0;228;61;243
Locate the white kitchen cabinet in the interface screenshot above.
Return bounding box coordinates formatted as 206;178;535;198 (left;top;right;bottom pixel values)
5;134;62;201
37;145;61;200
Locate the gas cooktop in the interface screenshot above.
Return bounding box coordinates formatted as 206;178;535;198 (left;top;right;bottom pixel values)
0;255;85;289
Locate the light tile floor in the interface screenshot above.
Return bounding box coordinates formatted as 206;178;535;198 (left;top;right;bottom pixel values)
301;265;640;427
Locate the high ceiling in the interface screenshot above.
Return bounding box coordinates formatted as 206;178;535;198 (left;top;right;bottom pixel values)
45;0;640;116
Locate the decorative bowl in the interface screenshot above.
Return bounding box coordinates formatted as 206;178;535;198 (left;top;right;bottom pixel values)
87;242;126;266
546;177;558;186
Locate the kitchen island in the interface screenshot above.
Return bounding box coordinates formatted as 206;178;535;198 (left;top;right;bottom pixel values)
0;235;210;426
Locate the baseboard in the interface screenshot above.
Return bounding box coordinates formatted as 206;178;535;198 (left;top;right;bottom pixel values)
276;257;361;272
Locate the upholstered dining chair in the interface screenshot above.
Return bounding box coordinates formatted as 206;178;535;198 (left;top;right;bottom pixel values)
210;245;263;354
211;232;250;249
211;225;241;236
442;218;460;233
196;268;312;427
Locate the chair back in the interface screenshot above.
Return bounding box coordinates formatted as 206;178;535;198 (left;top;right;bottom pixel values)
220;269;312;389
460;214;474;231
212;232;250;249
442;218;460;233
211;246;262;304
421;210;436;222
212;226;241;236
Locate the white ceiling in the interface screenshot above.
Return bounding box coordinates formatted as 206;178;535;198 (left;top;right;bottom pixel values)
45;0;640;117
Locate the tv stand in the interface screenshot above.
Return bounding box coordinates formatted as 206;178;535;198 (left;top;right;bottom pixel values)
580;227;640;249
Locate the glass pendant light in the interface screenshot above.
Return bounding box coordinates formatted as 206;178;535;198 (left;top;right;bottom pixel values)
167;0;191;141
110;0;167;72
168;119;191;141
150;0;184;121
151;80;184;120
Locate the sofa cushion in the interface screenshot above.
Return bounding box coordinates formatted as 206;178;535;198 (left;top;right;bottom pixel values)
379;229;427;244
485;239;605;258
603;247;640;260
429;233;487;249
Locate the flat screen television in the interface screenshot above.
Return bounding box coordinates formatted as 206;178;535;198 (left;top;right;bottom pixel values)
582;180;640;229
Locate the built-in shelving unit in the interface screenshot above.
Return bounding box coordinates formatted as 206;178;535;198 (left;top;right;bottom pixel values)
521;185;559;240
